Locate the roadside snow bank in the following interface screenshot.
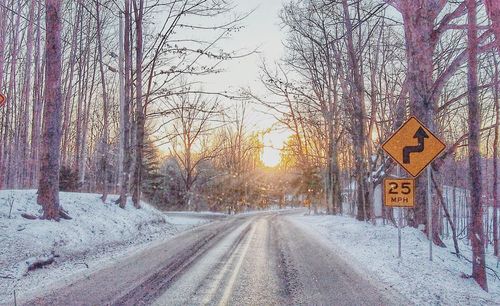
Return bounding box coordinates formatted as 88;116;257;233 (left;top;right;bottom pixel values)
289;215;500;305
0;190;215;303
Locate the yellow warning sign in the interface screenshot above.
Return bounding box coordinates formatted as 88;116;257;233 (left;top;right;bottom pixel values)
383;178;415;207
382;116;445;177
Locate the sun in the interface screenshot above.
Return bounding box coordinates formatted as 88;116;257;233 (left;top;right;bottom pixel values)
261;146;281;167
260;129;291;168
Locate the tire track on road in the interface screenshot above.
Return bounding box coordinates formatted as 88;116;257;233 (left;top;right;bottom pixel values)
110;217;247;306
198;223;252;305
216;224;256;306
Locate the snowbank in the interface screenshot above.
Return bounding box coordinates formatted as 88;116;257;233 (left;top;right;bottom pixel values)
289;214;500;305
0;190;215;303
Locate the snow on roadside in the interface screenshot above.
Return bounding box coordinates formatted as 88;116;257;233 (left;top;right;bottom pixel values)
289;214;500;305
0;190;218;303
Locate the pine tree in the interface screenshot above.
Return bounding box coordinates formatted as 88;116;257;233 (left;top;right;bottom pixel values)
141;139;163;205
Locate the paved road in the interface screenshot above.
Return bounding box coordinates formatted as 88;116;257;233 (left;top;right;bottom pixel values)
23;211;408;305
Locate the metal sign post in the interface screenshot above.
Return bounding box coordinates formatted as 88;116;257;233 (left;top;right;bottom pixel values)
398;207;402;258
427;166;433;261
383;175;414;258
397;166;401;259
382;116;446;262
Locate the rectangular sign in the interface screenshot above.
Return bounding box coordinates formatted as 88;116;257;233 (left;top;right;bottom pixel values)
383;178;415;207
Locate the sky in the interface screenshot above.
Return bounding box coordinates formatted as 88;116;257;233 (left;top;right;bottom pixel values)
222;0;291;164
203;0;286;93
200;2;288;112
186;0;292;165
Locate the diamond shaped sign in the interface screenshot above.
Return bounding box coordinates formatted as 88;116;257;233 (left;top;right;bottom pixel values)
382;116;446;177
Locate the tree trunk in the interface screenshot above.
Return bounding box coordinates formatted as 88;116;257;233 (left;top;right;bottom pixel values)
95;0;109;202
400;3;435;230
494;57;500;257
19;0;36;187
467;0;488;291
341;0;368;221
30;2;43;187
38;0;64;221
60;4;81;168
117;11;125;196
118;0;132;209
3;0;22;188
74;8;87;183
485;0;500;260
132;0;144;209
0;0;7;189
432;174;459;255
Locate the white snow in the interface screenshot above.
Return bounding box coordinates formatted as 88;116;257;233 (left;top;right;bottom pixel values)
0;190;218;303
289;214;500;305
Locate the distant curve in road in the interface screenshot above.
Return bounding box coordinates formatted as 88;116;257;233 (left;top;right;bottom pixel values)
22;211;408;306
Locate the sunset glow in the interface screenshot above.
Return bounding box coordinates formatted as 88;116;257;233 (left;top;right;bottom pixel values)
260;129;291;167
261;146;281;167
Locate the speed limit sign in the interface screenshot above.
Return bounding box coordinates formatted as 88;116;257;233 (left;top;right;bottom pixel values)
383;178;415;208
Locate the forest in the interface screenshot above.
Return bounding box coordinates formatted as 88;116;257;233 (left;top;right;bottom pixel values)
1;0;500;292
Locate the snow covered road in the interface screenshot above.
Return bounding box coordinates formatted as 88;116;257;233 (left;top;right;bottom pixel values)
20;210;407;305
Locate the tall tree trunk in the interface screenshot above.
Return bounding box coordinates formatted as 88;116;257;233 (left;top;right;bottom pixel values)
38;0;64;221
76;10;95;191
132;0;144;209
19;0;36;187
60;4;81;167
0;0;6;188
95;0;109;202
467;0;488;291
118;11;125;195
0;0;6;91
118;0;132;209
398;3;446;247
74;14;86;180
30;2;43;187
401;5;434;230
3;0;22;188
485;0;500;260
341;0;368;221
494;57;500;257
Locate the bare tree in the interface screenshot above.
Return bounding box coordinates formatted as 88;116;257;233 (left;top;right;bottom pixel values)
118;0;132;209
494;57;500;258
467;0;487;291
95;0;109;202
168;91;222;211
37;0;64;220
132;0;145;209
485;0;500;260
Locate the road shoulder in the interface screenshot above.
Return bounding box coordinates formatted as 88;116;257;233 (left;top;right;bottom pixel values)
288;214;500;305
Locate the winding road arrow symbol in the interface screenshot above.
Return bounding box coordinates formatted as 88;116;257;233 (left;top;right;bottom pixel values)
382;116;446;177
402;127;429;164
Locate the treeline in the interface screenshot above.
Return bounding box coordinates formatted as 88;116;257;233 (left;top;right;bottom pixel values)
256;0;499;291
0;0;250;211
